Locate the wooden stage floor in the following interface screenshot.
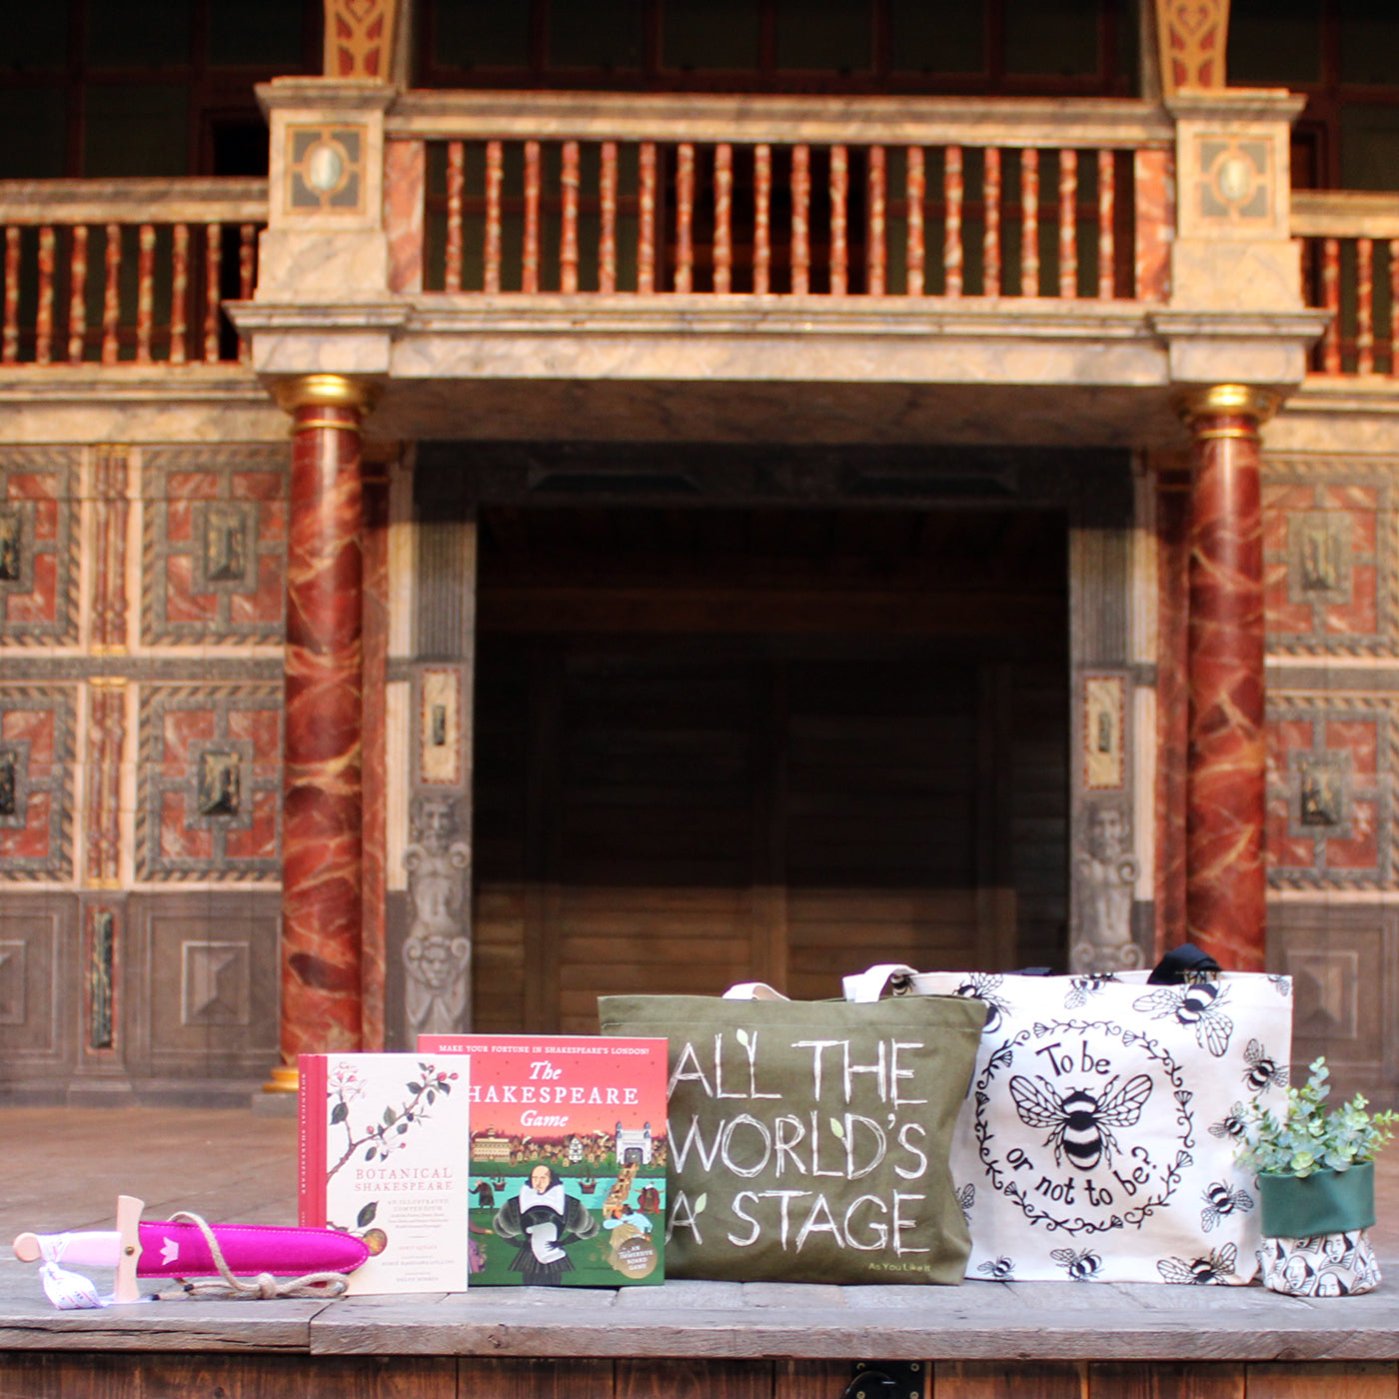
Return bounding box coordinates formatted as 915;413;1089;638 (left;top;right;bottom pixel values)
1;1106;1398;1398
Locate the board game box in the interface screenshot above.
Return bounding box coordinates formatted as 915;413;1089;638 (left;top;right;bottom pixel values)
417;1034;667;1286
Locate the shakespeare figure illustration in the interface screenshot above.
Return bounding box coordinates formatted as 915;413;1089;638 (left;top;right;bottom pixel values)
492;1165;599;1285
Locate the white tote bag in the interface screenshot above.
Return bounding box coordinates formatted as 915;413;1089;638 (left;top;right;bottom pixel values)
844;957;1294;1284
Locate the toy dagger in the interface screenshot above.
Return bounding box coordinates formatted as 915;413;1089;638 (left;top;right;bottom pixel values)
13;1195;368;1305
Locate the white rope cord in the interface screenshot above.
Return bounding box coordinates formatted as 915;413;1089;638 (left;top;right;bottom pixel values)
147;1212;351;1302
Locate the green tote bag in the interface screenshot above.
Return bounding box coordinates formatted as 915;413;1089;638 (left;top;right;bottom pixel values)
599;990;987;1284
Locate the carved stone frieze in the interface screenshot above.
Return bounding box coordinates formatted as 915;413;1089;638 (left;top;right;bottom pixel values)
1071;798;1145;973
402;793;471;1036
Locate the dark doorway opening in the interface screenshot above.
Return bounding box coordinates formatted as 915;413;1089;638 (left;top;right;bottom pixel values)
471;504;1069;1033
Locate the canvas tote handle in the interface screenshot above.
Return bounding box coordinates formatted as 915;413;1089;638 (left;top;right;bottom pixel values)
842;945;1225;1006
842;964;922;1003
721;982;790;1001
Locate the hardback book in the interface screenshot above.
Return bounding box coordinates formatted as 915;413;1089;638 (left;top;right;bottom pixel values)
298;1051;473;1295
417;1034;667;1286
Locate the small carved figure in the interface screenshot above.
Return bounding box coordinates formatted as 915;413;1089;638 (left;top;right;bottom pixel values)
1071;800;1142;973
1297;758;1343;828
0;511;20;582
204;504;248;584
402;794;471;1035
0;748;16;817
1299;522;1340;593
198;751;241;818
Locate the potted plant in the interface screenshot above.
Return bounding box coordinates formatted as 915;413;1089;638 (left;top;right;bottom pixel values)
1236;1057;1397;1297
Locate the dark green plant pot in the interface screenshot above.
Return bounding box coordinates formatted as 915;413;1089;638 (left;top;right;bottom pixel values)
1257;1161;1376;1239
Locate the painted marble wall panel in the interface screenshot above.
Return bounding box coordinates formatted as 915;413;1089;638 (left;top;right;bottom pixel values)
141;445;289;647
0;687;76;882
1266;694;1394;889
1268;906;1393;1092
0;448;79;648
1263;457;1396;656
0;897;75;1074
135;684;282;882
127;892;279;1079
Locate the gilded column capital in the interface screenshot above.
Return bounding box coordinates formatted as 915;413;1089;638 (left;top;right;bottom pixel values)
1176;383;1279;434
272;372;376;416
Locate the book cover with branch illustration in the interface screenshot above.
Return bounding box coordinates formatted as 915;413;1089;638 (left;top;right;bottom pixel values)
417;1035;667;1286
299;1052;473;1295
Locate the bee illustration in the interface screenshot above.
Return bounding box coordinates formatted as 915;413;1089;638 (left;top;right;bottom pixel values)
977;1256;1016;1281
953;973;1011;1034
956;1183;976;1226
1267;975;1292;998
1131;980;1233;1057
1200;1180;1254;1232
1156;1243;1238;1285
1243;1039;1289;1093
1065;974;1118;1009
1008;1071;1153;1171
1051;1247;1103;1282
1208;1102;1249;1141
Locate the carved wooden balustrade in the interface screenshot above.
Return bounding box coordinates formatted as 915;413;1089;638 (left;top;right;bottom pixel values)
0;179;266;366
384;94;1176;304
1294;190;1399;376
13;107;1392;388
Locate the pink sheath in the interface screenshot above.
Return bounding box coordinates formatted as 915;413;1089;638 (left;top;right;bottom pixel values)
136;1221;369;1278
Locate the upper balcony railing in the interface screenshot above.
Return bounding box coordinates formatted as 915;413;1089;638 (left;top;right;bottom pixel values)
1293;191;1399;377
2;98;1393;390
0;178;266;367
385;93;1176;303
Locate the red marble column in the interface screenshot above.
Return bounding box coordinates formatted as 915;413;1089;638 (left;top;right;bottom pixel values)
266;374;371;1091
1180;385;1277;972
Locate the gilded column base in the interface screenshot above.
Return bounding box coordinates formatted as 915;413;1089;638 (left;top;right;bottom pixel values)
262;1063;301;1094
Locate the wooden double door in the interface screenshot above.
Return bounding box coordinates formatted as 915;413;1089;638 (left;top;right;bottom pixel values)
470;506;1068;1034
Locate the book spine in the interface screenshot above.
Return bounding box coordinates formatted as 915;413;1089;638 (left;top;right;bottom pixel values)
297;1054;328;1228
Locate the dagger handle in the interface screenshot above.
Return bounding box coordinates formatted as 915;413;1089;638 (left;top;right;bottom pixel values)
12;1231;121;1268
113;1195;143;1303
